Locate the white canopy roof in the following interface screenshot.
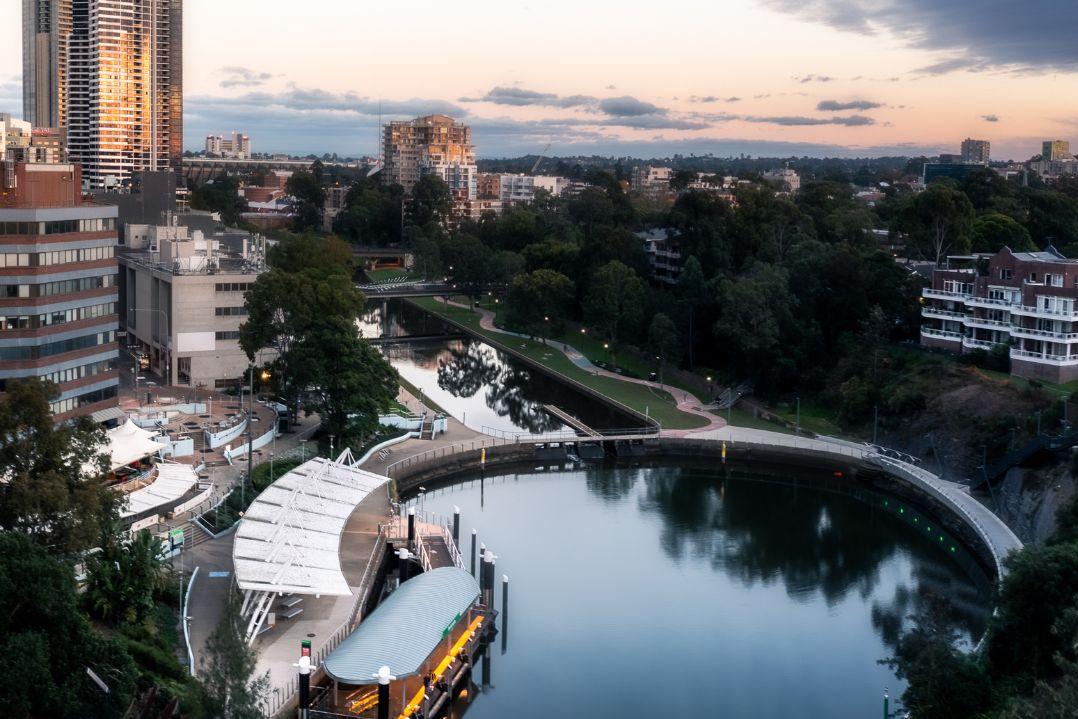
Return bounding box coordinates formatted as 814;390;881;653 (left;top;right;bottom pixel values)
120;462;199;518
233;450;390;597
105;419;169;472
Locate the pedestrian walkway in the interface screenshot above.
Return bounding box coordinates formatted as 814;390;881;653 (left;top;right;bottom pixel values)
443;299;725;436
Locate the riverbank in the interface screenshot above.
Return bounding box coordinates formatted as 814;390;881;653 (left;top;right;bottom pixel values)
408;296;715;432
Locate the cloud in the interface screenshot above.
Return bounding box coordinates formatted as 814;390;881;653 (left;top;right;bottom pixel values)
763;0;1078;74
794;74;833;83
817;99;884;111
981;114;1000;122
219;66;274;89
689;95;742;103
745;114;876;126
598;96;665;117
459;86;595;108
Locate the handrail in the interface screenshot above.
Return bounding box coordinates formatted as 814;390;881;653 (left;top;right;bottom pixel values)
183;566;200;676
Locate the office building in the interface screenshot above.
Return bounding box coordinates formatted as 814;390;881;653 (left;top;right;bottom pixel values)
921;247;1078;383
29;0;183;190
382;115;477;199
960;138;991;165
0;156;120;420
4;114;68;165
205;132;251;159
119;220;266;388
1043;140;1072;162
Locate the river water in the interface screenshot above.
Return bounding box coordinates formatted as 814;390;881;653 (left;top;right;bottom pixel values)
360;299;641;435
412;460;992;719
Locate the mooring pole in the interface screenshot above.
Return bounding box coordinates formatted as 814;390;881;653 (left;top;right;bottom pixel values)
407;507;416;550
374;666;396;719
883;688;889;719
470;529;477;576
398;548;411;583
501;575;509;654
297;639;312;719
452;506;460;544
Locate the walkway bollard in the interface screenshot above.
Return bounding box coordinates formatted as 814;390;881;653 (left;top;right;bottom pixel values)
470;530;477;576
374;666;396;719
407;507;415;549
452;506;460;544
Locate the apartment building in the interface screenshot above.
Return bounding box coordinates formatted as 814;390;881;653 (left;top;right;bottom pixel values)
960;138;991;165
29;0;184;189
119;221;266;389
921;246;1078;382
498;174;570;204
0;158;120;420
205;132;251;159
639;229;682;285
382;115;477;199
1043;140;1071;162
630;165;673;193
3;114;68;165
762;167;801;194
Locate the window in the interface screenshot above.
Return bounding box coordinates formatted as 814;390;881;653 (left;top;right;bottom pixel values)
214;306;247;317
215;330;241;340
1000;268;1013;280
1030;273;1038;282
215;282;252;293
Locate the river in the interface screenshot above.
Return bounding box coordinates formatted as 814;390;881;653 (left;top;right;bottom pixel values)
411;460;992;719
360;299;642;436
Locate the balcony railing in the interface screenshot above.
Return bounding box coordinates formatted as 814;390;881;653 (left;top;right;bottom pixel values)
1010;304;1078;319
963;337;1002;350
922;307;967;320
923;288;971;300
963;316;1011;329
1009;326;1078;341
920;327;962;340
964;296;1017;309
1011;348;1078;365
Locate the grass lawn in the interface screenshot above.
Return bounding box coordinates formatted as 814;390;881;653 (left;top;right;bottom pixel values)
769;399;844;437
397;374;449;415
979;367;1078;399
411;297;708;430
718;407;797;435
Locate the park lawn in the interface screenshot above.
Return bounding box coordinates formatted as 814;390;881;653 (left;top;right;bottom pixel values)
720;407;797;435
979;367;1078;399
770;399;844;437
397;375;449;415
412;297;708;430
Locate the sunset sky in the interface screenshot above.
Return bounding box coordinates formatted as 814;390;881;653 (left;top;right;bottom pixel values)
1;0;1076;159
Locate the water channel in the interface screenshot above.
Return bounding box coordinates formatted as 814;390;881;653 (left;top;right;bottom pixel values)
413;460;993;719
360;299;642;436
368;298;993;717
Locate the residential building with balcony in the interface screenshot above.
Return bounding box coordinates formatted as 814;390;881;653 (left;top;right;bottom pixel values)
118;220;267;389
0;159;120;420
921;246;1078;383
639;228;682;285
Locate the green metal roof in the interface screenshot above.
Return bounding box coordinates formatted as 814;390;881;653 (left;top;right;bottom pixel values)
323;567;481;685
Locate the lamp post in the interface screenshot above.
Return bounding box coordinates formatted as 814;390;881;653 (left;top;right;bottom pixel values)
245;363;254;508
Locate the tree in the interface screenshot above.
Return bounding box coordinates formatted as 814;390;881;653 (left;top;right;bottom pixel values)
507;270;575;338
895;181;975;265
407;174;452;228
286;170;326;232
669;169;696;192
676;255;709;368
189;176;248;226
0;379;114;555
0;532;138;718
583;261;649;350
241;234;397;439
335;180;404;246
198;596;270;719
84;526;166;626
647;313;681;386
970;213;1036;253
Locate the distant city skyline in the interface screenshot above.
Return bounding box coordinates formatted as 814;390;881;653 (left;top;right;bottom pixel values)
3;0;1077;160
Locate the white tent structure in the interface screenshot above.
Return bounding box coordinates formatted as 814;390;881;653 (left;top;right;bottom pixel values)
103;419;169;472
120;462;200;518
233;449;391;643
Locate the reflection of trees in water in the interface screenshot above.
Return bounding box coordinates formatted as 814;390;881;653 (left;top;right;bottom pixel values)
585;466;989;645
870;561;989;649
435;342;562;433
358;300;452;339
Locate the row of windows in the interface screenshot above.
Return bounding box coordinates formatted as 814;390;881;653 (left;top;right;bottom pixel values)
0;330;116;361
0;302;117;331
215;330;241;340
214;306;247;316
0;246;115;268
0;359;119;392
215;282;252;293
0;218;117;237
50;385;119;416
1;273;116;299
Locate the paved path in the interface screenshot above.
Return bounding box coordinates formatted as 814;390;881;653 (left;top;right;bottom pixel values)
442;299;724;436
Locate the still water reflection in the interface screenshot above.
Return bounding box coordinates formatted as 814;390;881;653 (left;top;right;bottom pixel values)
361;299;640;435
414;461;991;719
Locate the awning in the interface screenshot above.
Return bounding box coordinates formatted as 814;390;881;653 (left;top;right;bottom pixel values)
233;453;391;597
104;419;170;472
120;462;199;518
323;567;481;684
90;406;128;424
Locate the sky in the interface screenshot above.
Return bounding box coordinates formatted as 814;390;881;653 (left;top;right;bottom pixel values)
1;0;1076;160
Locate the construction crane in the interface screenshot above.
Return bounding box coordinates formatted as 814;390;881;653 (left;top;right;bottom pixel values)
530;143;551;174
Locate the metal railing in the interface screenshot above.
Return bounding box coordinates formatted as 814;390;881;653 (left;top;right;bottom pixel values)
1011;348;1078;363
920;327;962;339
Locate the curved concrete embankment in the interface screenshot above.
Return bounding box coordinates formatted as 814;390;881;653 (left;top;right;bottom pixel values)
385;427;1023;581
